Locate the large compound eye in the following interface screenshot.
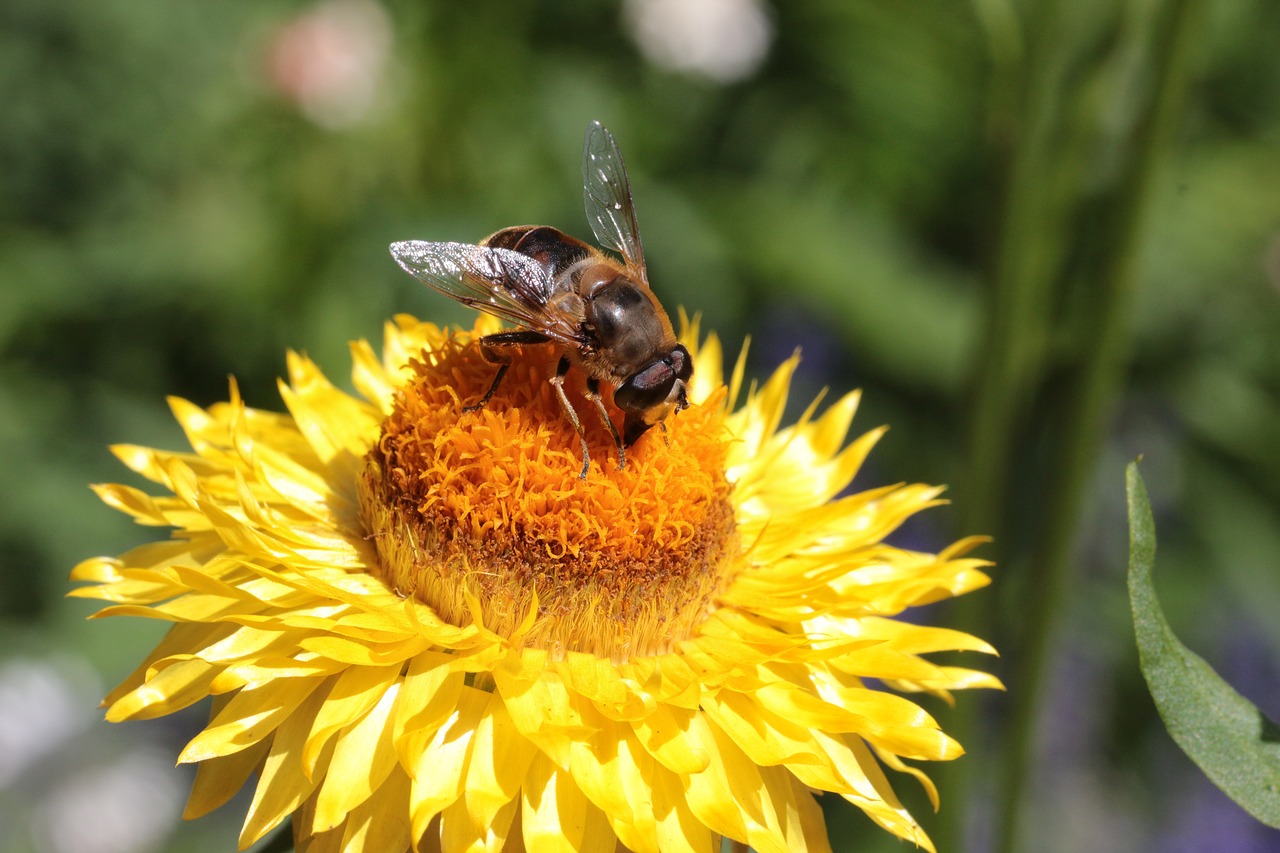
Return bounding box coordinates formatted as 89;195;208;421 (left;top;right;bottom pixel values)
613;360;676;414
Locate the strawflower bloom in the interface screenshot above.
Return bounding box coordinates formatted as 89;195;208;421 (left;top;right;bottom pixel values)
73;313;1000;852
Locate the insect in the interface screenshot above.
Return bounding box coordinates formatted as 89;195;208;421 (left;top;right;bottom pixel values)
389;120;691;479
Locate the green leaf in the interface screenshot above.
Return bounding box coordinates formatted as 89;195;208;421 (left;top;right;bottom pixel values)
1127;461;1280;827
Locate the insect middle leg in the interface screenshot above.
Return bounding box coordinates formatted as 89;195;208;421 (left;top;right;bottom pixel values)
583;377;626;472
548;356;592;480
464;330;550;413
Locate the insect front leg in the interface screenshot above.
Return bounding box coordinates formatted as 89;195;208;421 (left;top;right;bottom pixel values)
583;377;625;472
548;356;591;479
465;330;550;413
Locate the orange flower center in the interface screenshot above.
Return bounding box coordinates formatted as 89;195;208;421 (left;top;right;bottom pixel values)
358;332;739;658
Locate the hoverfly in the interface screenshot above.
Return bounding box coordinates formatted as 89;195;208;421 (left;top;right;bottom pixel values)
389;121;691;479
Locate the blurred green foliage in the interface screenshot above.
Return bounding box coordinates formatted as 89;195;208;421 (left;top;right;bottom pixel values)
2;0;1279;851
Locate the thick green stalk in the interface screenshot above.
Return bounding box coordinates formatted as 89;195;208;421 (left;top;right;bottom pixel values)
936;0;1071;847
995;1;1204;851
961;0;1069;541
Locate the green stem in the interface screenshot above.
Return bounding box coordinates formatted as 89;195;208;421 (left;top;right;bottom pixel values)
936;0;1070;846
995;1;1204;851
961;0;1069;539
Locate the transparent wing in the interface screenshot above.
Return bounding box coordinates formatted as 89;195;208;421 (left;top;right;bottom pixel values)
389;240;584;345
582;120;647;284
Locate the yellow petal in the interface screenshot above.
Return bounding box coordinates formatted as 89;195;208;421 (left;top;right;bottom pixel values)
494;662;590;767
735;396;878;516
338;768;413;853
757;678;926;733
293;794;330;853
605;728;659;853
210;656;344;694
633;703;709;775
298;770;414;853
184;737;268;820
303;664;401;774
251;445;339;518
808;729;902;806
567;730;633;835
462;692;537;832
196;623;301;665
109;439;222;492
240;684;334;848
694;719;790;853
842;615;999;656
439;793;518;853
679;715;753;849
312;681;400;831
683;322;723;405
810;732;931;846
181;675;325;763
91;482;173;525
554;652;629;707
873;745;940;810
759;765;835;853
349;338;398;414
652;766;715;853
69;555;125;584
726;354;798;473
521;752;616;853
107;657;218;722
699;690;825;767
279;353;378;478
408;686;488;843
647;654;703;710
565;720;656;853
299;634;429;666
393;652;463;765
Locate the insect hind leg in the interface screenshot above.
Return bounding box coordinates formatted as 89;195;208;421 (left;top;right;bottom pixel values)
463;330;550;413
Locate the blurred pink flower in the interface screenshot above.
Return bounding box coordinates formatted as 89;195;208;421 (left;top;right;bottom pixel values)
265;0;391;129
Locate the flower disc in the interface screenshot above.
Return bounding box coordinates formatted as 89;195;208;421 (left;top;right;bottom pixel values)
359;333;739;658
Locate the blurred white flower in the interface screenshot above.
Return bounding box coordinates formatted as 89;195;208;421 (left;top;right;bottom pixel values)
1;656;182;852
623;0;774;84
265;0;392;129
34;749;184;853
0;657;97;789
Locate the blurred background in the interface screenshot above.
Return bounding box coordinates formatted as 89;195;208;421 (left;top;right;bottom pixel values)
2;0;1278;851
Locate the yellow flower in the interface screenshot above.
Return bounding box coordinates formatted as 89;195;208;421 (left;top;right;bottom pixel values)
72;313;1000;852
